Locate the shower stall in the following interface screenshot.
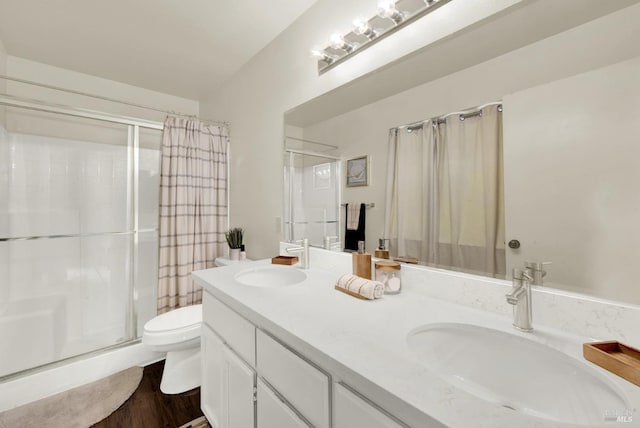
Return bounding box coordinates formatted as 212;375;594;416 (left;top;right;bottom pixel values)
0;95;162;381
283;149;341;248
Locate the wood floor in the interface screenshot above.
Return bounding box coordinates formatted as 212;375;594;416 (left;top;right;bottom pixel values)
92;361;205;428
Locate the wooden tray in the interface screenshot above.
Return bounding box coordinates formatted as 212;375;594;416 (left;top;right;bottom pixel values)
334;285;370;300
583;341;640;386
393;256;418;264
271;255;298;265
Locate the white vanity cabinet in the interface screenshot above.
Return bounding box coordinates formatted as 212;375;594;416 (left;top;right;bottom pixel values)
257;379;310;428
202;290;408;428
201;325;224;428
256;330;330;428
201;325;255;428
333;382;405;428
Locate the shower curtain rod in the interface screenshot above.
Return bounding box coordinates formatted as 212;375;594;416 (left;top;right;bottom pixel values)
0;74;229;127
285;135;338;149
284;148;341;160
395;101;503;132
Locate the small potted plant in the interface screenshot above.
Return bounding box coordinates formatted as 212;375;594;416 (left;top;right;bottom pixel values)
225;227;244;261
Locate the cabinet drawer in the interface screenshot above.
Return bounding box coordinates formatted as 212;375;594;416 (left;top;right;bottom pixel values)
256;329;330;428
334;383;405;428
203;291;256;367
257;378;310;428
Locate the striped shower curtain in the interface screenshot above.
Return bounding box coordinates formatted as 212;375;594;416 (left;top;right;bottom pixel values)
157;117;228;314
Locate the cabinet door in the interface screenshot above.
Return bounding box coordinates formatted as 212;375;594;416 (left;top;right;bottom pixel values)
256;330;329;428
334;383;405;428
257;378;309;428
202;325;224;428
222;345;256;428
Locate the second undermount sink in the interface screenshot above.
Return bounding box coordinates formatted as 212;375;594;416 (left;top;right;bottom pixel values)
234;265;307;288
407;323;628;425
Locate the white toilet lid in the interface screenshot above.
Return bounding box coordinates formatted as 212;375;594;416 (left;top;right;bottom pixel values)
144;304;202;333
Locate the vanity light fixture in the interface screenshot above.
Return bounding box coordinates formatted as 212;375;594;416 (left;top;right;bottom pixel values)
312;0;452;74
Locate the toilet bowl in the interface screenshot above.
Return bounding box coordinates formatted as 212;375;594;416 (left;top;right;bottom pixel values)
142;304;202;394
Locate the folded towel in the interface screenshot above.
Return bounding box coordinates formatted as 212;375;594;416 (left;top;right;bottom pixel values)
346;203;361;231
335;274;384;300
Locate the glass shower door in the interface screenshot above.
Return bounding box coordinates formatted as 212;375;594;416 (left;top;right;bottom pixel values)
0;105;159;378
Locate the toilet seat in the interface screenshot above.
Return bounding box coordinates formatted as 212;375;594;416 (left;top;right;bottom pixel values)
142;304;202;348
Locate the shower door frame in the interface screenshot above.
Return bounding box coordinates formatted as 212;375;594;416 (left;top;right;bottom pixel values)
0;93;164;380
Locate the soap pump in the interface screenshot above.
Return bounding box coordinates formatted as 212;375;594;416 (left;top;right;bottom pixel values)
352;241;372;279
374;238;390;259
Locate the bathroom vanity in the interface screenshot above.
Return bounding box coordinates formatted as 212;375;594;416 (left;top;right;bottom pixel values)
192;246;640;428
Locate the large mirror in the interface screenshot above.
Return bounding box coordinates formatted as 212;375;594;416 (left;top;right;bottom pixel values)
283;7;640;305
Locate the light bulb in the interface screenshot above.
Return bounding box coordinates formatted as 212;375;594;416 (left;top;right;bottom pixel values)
329;33;354;52
353;18;368;34
377;0;404;24
353;18;376;40
311;49;334;63
329;33;345;49
377;0;396;17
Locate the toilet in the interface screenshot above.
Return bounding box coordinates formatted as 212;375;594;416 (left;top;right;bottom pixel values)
142;258;245;394
142;304;203;394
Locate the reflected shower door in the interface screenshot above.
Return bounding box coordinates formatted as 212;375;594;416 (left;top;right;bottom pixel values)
284;151;341;247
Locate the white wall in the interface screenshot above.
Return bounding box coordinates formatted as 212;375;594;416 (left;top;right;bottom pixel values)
503;57;640;304
200;0;528;258
0;39;7;304
4;56;199;121
0;39;6;85
298;5;640;254
0;38;6;123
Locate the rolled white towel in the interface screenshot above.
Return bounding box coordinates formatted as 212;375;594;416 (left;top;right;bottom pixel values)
335;274;384;300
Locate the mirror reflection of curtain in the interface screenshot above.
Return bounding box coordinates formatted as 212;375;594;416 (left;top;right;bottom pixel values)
384;105;505;277
384;121;439;263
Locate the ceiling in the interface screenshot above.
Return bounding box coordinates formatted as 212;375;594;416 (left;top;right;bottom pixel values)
0;0;317;100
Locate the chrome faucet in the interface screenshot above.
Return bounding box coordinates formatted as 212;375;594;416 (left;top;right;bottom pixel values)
506;268;534;332
524;260;551;286
286;238;309;269
323;235;341;250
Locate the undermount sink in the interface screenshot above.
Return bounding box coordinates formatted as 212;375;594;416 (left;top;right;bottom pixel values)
234;265;306;288
406;323;628;425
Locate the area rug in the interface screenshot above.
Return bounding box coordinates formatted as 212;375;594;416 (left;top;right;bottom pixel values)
179;416;211;428
0;366;143;428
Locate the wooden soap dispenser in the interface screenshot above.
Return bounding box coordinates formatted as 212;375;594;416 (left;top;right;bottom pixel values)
374;238;390;259
352;241;372;279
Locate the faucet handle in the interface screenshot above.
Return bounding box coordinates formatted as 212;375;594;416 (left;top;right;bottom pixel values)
512;268;533;282
524;260;551;270
323;235;338;249
524;260;551;279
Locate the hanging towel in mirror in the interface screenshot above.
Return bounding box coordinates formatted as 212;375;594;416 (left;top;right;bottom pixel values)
347;203;361;230
345;203;366;251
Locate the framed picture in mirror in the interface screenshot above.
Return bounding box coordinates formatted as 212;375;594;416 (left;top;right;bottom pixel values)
346;155;369;187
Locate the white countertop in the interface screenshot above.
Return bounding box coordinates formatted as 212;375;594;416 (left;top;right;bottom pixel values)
193;259;640;428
